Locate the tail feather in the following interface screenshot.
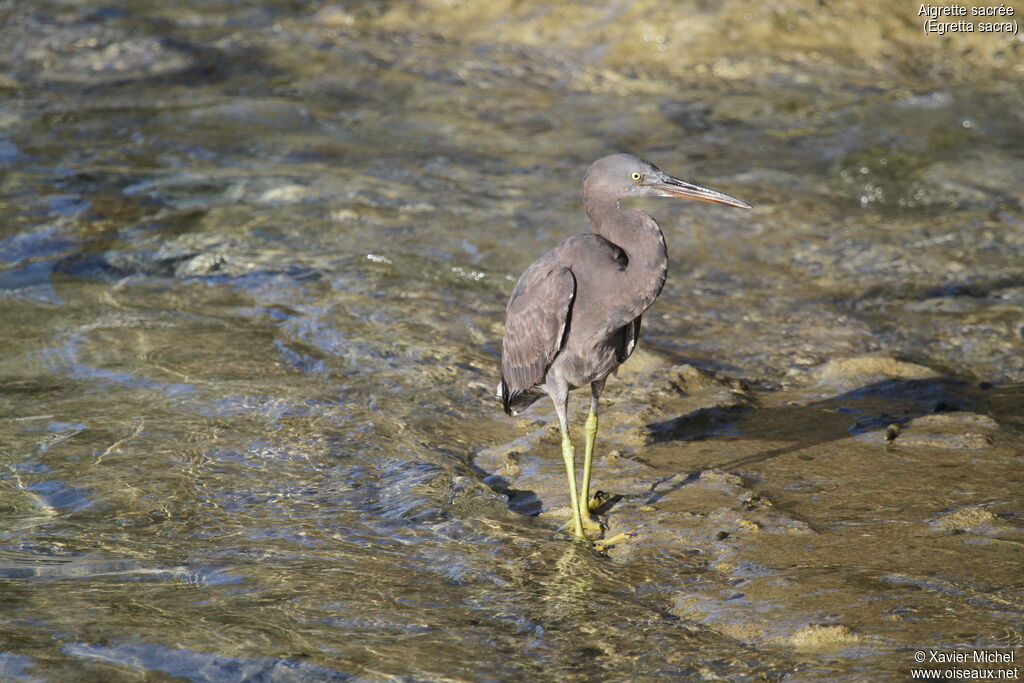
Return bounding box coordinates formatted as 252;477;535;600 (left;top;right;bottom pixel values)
498;376;543;416
498;377;513;416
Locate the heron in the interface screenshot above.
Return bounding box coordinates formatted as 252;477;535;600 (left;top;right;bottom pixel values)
498;153;751;543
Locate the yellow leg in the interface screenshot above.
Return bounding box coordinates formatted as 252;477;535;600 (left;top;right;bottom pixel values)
560;431;585;540
579;400;598;524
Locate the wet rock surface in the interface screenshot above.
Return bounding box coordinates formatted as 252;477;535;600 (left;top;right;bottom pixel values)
478;350;1024;674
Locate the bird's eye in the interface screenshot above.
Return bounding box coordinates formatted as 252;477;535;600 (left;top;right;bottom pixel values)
630;172;642;181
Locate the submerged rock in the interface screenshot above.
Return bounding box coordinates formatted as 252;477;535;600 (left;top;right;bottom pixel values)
788;624;861;652
895;412;999;450
929;506;1015;534
813;355;941;387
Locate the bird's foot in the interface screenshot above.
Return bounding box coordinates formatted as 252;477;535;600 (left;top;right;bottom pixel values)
580;511;604;539
575;491;618;538
586;490;617;514
560;522;634;551
593;530;633;552
560;508;630;549
557;508;604;540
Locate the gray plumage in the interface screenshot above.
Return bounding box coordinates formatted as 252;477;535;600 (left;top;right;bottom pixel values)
500;221;652;416
496;153;750;542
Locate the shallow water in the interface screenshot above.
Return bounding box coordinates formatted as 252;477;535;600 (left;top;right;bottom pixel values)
1;1;1023;680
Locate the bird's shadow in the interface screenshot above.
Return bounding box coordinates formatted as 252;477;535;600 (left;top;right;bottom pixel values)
482;475;544;517
642;374;993;506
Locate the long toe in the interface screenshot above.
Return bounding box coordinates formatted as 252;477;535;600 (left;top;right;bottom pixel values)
594;530;634;552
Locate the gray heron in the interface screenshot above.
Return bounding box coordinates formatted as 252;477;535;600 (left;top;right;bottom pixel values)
498;153;751;542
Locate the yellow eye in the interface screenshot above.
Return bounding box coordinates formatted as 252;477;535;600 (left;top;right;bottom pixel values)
630;172;642;181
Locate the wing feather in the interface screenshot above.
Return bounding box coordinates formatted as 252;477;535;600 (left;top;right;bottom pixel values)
499;261;576;414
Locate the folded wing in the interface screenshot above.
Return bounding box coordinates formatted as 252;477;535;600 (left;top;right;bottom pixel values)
499;261;576;415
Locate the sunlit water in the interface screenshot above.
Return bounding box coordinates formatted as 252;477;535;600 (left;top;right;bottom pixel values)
1;2;1022;680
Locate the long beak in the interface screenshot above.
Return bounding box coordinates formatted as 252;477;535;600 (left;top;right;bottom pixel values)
647;174;752;209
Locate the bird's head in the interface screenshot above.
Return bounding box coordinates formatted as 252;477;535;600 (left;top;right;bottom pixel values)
584;153;751;209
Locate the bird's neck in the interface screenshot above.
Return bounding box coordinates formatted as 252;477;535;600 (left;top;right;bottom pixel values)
586;197;668;315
